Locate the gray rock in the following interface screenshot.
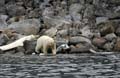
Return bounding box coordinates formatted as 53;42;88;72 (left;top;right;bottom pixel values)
57;29;68;38
83;4;94;18
6;4;25;17
8;19;41;35
96;17;108;25
69;3;84;15
80;26;93;38
103;42;114;51
23;40;36;54
116;26;120;36
0;15;8;29
0;0;5;6
44;27;57;37
69;36;91;45
104;33;117;41
0;34;9;46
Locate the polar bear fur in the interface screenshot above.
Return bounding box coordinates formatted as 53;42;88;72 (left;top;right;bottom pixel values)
35;35;56;55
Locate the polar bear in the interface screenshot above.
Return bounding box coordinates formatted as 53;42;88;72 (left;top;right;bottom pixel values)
35;35;56;55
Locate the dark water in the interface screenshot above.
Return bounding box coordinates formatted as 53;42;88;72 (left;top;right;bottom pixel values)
0;53;120;78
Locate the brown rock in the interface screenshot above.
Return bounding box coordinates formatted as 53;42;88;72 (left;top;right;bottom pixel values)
92;37;107;48
114;40;120;51
98;22;115;36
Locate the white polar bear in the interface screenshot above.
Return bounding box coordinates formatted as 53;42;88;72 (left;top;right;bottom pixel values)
35;35;56;55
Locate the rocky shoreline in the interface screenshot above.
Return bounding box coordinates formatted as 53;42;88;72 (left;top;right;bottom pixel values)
0;0;120;55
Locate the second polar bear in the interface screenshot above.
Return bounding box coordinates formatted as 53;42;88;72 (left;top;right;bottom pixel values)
35;35;56;55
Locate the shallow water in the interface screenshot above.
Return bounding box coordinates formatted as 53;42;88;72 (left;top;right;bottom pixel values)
0;53;120;78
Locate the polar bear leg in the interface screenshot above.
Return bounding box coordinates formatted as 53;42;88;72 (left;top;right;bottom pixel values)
52;44;56;55
35;44;41;53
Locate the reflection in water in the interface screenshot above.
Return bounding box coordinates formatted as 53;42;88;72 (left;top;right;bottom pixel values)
0;53;119;78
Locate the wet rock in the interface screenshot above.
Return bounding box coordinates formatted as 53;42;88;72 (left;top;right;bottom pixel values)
23;40;36;54
69;36;91;45
98;22;115;36
104;33;117;42
8;19;41;35
92;37;107;48
44;27;57;37
0;15;8;29
6;4;26;17
15;46;25;53
57;44;70;53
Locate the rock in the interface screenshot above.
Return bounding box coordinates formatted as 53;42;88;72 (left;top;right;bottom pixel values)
80;26;93;38
7;16;26;24
0;0;5;6
114;39;120;51
44;27;57;37
0;15;8;29
56;44;70;53
0;7;6;14
83;4;94;18
103;42;114;51
69;36;91;45
115;26;120;36
8;19;41;35
92;37;107;48
104;33;117;42
0;34;9;46
98;22;115;36
96;17;108;25
57;29;68;38
56;37;69;47
69;3;84;15
15;46;25;53
69;43;95;53
23;40;36;54
6;4;26;17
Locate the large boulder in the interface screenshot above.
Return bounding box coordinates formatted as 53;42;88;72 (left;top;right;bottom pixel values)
8;19;41;35
6;4;26;17
98;21;115;36
92;37;107;48
69;36;91;45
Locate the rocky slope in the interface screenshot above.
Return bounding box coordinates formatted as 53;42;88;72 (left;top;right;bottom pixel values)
0;0;120;54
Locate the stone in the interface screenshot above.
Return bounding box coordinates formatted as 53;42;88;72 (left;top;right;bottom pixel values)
96;17;108;25
80;26;93;38
23;40;36;54
103;42;114;51
69;36;91;45
69;3;84;15
92;37;107;48
0;0;5;6
44;28;57;37
0;34;9;46
57;29;68;38
98;22;115;36
104;33;117;42
114;40;120;51
0;15;8;29
115;26;120;36
8;19;41;35
6;4;26;17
